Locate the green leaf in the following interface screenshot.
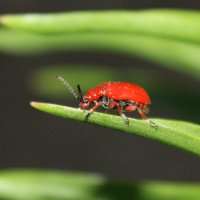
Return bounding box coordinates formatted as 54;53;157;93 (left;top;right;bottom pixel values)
1;29;200;79
30;102;200;156
1;169;200;200
1;10;200;79
1;9;200;43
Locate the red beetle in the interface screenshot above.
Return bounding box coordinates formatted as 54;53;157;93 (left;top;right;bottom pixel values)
57;76;156;127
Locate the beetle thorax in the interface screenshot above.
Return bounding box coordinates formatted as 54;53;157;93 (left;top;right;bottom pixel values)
86;89;103;102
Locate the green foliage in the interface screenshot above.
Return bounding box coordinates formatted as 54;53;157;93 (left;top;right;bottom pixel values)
30;102;200;156
1;169;200;200
2;9;200;43
1;10;200;78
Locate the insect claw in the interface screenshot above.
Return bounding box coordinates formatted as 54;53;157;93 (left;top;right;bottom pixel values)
125;119;129;125
148;119;157;127
121;114;129;125
84;110;93;118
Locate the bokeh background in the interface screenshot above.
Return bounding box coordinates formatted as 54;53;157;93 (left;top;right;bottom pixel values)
1;0;200;182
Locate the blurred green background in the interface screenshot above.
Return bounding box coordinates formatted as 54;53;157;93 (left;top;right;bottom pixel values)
0;1;200;200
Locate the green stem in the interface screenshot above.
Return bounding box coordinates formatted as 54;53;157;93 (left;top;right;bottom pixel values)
30;102;200;156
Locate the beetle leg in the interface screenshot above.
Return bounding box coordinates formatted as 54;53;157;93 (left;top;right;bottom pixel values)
125;105;137;112
109;101;116;109
102;95;110;109
90;101;102;112
116;104;129;124
137;108;157;127
85;101;102;118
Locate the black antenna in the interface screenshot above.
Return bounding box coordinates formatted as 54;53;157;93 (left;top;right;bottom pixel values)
77;84;84;103
56;76;79;101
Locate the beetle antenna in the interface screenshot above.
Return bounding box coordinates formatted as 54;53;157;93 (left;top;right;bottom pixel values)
77;84;84;103
56;76;79;101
